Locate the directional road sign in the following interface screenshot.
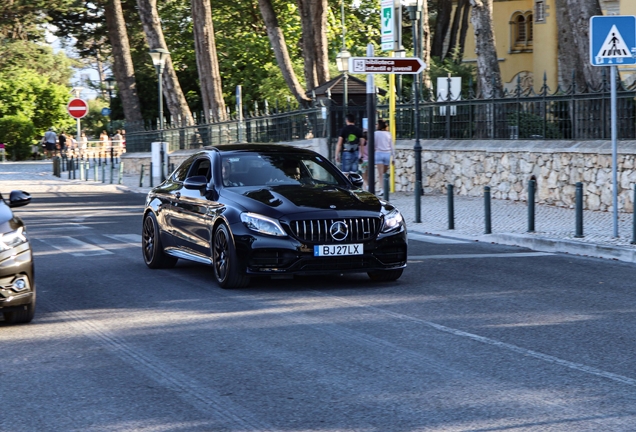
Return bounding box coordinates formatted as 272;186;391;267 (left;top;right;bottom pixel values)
590;15;636;66
67;98;89;119
381;0;396;52
349;57;426;74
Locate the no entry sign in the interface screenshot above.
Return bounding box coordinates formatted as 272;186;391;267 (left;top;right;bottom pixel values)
67;98;88;119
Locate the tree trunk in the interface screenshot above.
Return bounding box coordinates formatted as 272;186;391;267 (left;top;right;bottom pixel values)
470;0;503;138
431;0;452;59
470;0;502;99
191;0;227;122
420;0;431;91
310;0;329;85
104;0;143;125
297;0;317;90
457;1;471;60
258;0;311;104
446;0;467;60
136;0;194;126
555;0;603;90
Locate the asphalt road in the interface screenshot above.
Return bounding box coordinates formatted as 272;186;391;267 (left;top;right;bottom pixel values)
2;190;636;431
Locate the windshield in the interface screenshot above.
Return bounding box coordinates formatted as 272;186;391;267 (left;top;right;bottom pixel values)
220;152;347;188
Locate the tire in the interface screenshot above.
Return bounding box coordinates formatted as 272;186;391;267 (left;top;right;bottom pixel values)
367;268;404;282
142;212;178;269
3;285;36;325
213;223;250;289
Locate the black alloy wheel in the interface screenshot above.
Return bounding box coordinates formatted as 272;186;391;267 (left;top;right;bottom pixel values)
213;224;249;289
142;213;178;269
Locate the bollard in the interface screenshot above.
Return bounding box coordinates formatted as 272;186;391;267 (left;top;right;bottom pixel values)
118;160;124;185
53;157;61;177
102;163;106;183
527;179;536;232
94;161;99;182
150;162;154;188
110;164;114;184
383;173;389;201
68;157;72;179
72;157;76;180
139;165;145;187
414;180;421;223
447;184;455;230
484;186;492;234
633;184;636;244
110;147;114;165
79;157;85;181
575;182;584;238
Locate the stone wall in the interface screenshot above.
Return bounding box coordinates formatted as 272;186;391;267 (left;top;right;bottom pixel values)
393;140;636;212
121;139;636;213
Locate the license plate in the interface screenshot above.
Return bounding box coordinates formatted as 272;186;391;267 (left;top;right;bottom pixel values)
314;243;363;256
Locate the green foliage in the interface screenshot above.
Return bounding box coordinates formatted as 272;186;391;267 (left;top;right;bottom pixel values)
0;68;75;135
0;40;77;86
0;114;36;161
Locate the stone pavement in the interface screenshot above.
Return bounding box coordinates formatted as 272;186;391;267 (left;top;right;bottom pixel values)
3;160;636;264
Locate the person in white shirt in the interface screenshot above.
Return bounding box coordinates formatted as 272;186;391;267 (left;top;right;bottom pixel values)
373;119;395;194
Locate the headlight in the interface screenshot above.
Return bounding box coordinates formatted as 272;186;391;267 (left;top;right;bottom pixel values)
0;227;27;251
240;213;287;237
381;209;404;233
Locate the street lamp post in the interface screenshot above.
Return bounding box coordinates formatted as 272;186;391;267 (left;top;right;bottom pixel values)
336;49;350;122
104;76;116;164
405;0;422;223
336;0;350;124
149;48;170;182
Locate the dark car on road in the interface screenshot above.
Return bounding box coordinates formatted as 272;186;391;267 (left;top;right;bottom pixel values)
0;190;35;324
142;144;407;288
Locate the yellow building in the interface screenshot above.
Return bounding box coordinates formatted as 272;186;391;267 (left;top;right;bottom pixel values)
461;0;636;93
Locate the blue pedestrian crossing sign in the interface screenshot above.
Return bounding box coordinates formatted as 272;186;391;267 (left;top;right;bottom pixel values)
590;16;636;66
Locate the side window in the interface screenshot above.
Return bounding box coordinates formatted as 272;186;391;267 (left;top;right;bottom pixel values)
188;158;212;181
173;155;196;182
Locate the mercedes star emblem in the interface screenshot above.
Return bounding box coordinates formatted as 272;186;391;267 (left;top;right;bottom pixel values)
329;221;348;241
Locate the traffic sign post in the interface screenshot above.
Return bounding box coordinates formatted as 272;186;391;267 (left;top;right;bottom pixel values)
589;16;636;238
349;57;426;74
67;98;88;156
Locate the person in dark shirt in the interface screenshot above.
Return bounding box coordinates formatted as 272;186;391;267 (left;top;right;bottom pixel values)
335;113;366;174
58;132;67;155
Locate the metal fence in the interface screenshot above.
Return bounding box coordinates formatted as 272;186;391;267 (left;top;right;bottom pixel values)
124;75;636;152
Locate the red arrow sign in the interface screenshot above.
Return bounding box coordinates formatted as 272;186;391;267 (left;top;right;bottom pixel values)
349;57;426;74
67;98;89;119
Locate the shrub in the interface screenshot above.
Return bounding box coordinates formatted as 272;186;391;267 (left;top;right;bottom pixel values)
0;114;36;160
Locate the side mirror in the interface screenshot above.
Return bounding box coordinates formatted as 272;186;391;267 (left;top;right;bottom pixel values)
8;190;31;208
183;175;208;190
347;173;364;189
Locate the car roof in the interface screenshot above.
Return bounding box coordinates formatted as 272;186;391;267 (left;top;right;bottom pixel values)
203;143;317;156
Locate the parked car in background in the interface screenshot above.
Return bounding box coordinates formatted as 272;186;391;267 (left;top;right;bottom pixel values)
0;190;35;324
142;144;407;288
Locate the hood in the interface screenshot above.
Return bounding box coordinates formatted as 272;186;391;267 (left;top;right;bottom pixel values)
222;184;382;216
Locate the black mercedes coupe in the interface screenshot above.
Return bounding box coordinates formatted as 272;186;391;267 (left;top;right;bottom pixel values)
142;144;407;288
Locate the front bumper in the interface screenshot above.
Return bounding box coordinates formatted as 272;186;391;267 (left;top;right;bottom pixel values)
0;245;35;310
232;222;407;275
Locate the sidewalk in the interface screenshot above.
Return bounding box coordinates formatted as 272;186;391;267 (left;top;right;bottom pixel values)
3;160;636;264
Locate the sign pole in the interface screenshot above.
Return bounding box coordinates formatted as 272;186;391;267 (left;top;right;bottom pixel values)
367;44;376;195
611;65;618;237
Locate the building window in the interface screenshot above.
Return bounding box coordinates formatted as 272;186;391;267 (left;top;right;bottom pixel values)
535;1;545;23
511;11;533;52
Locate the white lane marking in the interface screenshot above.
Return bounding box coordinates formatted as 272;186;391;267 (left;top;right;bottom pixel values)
408;232;467;244
311;291;636;388
408;252;554;260
104;234;142;244
36;237;113;256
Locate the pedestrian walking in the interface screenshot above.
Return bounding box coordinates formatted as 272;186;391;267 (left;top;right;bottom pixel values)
0;142;5;162
335;113;366;174
43;127;57;158
374;119;395;195
58;131;67;156
112;130;124;154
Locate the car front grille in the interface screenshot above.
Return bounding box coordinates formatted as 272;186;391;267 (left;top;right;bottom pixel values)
289;217;381;244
